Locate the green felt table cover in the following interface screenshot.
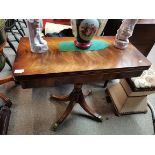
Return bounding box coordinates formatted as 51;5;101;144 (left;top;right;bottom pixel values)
58;40;110;52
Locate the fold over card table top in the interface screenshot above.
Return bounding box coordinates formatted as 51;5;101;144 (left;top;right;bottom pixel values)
13;36;151;88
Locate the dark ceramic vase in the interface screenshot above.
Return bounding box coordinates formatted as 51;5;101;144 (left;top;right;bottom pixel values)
73;19;100;49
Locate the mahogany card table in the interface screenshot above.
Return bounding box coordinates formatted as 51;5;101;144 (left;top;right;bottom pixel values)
13;36;151;130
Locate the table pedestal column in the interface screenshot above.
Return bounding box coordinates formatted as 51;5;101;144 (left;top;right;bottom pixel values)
50;83;103;131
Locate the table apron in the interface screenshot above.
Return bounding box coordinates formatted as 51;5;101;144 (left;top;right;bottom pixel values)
18;70;144;89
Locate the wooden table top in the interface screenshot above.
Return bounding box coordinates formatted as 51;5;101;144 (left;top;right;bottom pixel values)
13;36;151;85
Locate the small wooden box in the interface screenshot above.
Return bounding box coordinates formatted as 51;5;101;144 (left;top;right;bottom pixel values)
107;82;147;115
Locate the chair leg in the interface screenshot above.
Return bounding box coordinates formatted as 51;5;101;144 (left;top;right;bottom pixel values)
10;30;19;43
23;19;27;27
15;24;24;37
0;75;14;85
0;93;12;135
7;38;17;54
2;53;12;70
16;19;25;36
0;93;12;108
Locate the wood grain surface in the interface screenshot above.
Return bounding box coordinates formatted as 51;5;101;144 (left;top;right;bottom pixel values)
13;36;151;88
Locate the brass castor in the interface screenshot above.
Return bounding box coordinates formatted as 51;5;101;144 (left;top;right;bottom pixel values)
51;123;59;131
95;114;103;122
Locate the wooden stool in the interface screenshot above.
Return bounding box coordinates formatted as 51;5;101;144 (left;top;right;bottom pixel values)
106;67;155;115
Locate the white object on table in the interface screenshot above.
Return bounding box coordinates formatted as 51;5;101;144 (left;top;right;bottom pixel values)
45;22;71;35
114;19;138;49
27;19;48;53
